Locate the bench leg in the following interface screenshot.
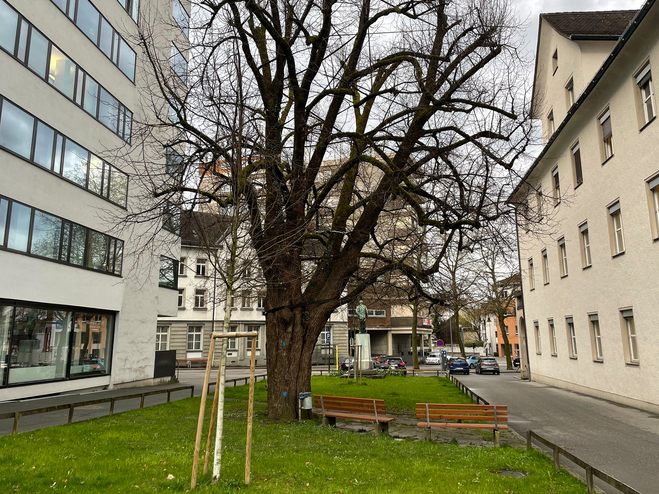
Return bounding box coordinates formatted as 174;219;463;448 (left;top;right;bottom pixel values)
493;429;500;447
377;422;389;435
425;427;432;441
327;416;337;428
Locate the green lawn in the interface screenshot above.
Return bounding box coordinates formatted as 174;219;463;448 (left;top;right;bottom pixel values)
0;377;586;493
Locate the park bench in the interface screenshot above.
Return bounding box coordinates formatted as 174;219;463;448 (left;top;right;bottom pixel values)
312;394;395;434
415;403;508;445
176;357;208;368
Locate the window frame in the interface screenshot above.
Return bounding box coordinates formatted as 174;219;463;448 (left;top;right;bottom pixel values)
552;166;561;206
558;237;568;278
607;201;625;256
187;325;203;352
620;309;639;364
156;325;169;351
195;258;207;277
599;109;614;162
533;320;541;355
646;174;659;240
194;288;206;309
635;63;656;126
177;288;185;309
548;318;557;356
565;77;575;107
578;222;592;268
527;258;535;291
566;316;577;358
541;248;549;285
588;314;603;362
571;142;583;188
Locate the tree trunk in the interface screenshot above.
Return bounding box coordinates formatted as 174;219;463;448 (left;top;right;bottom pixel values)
411;298;419;370
455;311;466;358
497;314;513;370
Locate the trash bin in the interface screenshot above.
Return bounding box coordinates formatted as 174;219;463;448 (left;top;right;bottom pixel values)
299;392;312;410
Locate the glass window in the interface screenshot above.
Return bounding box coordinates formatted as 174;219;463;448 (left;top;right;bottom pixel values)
76;0;100;43
98;88;119;132
113;240;123;275
170;44;188;82
48;46;76;99
109;167;128;206
62;139;89;186
8;307;72;384
156;326;168;351
83;76;99;117
99;17;113;58
85;230;108;271
69;312;112;376
88;155;104;195
571;143;583;187
33;122;55;169
30;210;62;260
0;99;35;159
194;289;206;308
177;289;184;308
52;0;67;12
196;259;206;276
0;198;7;245
118;38;136;80
0;1;18;53
159;256;177;289
187;326;202;351
16;19;28;62
173;0;189;35
69;223;86;266
27;28;49;78
7;202;31;252
0;305;12;384
600;110;614;160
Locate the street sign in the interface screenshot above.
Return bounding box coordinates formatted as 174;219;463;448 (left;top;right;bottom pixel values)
436;339;444;347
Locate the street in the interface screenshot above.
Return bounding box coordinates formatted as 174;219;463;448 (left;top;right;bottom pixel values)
455;372;659;494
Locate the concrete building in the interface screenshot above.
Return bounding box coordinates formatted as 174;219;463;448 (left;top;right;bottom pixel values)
0;0;183;400
157;211;349;367
512;1;659;412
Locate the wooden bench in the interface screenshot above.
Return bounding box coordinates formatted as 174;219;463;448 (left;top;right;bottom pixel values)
313;395;395;434
416;403;509;445
176;357;208;368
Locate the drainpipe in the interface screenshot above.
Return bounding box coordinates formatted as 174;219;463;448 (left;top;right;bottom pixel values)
514;209;531;380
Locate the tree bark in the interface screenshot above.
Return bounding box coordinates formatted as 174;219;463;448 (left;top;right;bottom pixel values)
497;313;513;370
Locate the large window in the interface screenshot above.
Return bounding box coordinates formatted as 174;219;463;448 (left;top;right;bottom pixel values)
0;1;133;142
187;326;202;352
173;0;189;36
620;309;639;364
194;289;206;309
636;64;655;125
0;195;124;275
0;96;128;207
156;325;169;351
589;314;603;361
159;256;178;289
0;302;114;387
196;258;207;276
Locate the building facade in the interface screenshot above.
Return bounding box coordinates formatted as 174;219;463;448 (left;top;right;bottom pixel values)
0;0;184;400
513;2;659;412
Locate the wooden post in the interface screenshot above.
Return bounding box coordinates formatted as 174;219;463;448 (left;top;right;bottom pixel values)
585;466;594;493
212;337;228;482
245;335;257;485
203;346;224;476
552;445;560;470
526;430;532;450
68;404;75;424
191;336;216;490
12;412;20;434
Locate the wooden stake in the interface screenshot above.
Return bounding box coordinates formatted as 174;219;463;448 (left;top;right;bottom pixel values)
245;336;257;485
191;336;216;489
203;340;224;475
212;338;228;482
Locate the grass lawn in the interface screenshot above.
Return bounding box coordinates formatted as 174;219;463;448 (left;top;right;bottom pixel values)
0;377;586;493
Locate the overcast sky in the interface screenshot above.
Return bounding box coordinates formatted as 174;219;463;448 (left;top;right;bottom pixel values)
513;0;644;58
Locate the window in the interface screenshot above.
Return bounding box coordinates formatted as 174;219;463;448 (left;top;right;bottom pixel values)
589;314;602;361
227;325;237;351
194;289;206;308
579;222;592;268
166;148;185;179
648;175;659;239
566;77;575;107
552;166;560;206
159;256;177;289
156;325;169;351
7;202;32;252
257;292;265;310
163;202;180;234
548;319;557;356
527;258;535;290
599;109;614;160
534;321;541;355
541;249;549;284
170;44;188;82
246;325;261;351
547;110;555;136
608;202;625;255
62;139;89;186
552;49;558;74
115;0;140;22
196;259;207;276
177;288;185;308
30;211;62;260
536;189;544;221
558;237;568;277
187;326;202;351
0;99;34;159
620;309;639;364
241;290;252;309
179;257;186;276
173;0;189;36
0;1;133;142
75;0;100;43
566;317;577;358
636;64;655;125
571;142;583;187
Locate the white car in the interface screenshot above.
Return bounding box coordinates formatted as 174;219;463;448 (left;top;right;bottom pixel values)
424;352;442;365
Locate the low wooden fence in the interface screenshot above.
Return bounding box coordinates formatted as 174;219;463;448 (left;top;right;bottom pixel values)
1;384;194;435
526;430;640;494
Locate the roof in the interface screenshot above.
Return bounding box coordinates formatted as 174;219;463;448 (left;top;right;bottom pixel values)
180;210;231;247
542;10;637;39
510;0;655;203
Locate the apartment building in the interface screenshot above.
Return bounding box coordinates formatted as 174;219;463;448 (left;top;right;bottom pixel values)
157;210;349;366
512;1;659;412
0;0;185;400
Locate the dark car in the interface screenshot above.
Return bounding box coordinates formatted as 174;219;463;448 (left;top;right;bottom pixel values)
381;356;407;375
476;357;500;375
513;356;520;368
448;357;470;375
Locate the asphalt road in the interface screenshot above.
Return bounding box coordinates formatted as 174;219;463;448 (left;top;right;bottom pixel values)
455;372;659;494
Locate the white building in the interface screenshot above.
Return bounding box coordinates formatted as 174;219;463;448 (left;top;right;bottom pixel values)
157;211;349;366
512;2;659;413
0;0;184;400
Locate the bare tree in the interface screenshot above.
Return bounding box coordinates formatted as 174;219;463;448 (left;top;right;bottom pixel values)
125;0;531;419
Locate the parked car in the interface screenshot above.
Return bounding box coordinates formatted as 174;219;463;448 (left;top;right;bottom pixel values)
340;358;354;372
476;357;500;375
380;356;407;375
424;352;442;365
466;355;480;368
448;357;470;375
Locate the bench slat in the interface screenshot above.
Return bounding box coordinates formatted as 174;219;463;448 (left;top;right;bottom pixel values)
417;421;510;430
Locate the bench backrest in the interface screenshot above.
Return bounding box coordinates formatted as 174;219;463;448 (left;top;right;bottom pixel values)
313;395;387;416
415;403;508;424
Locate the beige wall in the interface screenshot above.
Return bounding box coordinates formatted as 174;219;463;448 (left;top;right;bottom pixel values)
519;9;659;413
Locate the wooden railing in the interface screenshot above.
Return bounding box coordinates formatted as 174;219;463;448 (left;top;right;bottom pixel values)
527;430;640;494
1;384;194;435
